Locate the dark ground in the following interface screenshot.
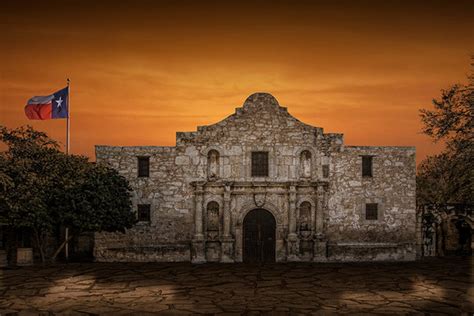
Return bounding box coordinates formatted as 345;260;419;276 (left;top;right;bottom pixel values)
0;257;472;315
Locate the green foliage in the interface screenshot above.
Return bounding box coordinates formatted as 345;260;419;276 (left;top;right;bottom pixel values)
417;60;473;205
0;125;136;261
49;158;136;234
0;126;58;231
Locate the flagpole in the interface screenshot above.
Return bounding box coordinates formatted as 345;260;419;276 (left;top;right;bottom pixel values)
65;78;70;262
66;78;70;155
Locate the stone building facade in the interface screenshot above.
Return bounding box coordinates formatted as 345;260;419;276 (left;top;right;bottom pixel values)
94;93;417;263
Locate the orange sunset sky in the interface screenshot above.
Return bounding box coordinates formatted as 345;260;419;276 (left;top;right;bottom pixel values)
1;0;473;165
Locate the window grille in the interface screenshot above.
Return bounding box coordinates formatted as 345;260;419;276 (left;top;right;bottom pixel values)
365;203;378;220
138;156;150;177
138;204;151;222
362;156;373;177
251;152;269;177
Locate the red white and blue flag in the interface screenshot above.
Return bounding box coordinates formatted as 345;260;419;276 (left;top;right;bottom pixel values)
24;87;69;120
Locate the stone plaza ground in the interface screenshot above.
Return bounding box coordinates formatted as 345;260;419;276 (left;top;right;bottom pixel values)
0;257;472;315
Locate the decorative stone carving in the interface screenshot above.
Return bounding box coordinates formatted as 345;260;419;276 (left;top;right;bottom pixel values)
253;192;267;208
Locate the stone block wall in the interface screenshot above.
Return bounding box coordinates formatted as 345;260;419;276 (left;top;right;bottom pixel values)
326;146;417;260
95;146;193;261
94;92;417;263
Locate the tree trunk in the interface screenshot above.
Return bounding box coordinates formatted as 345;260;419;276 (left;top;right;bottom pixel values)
32;228;46;263
52;235;73;261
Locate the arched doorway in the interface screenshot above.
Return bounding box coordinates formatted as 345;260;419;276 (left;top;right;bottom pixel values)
243;209;276;263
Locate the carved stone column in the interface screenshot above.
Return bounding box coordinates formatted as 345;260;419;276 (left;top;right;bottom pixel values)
287;183;299;261
223;183;231;237
289;185;297;235
221;182;234;262
313;184;328;262
315;185;325;234
191;182;206;263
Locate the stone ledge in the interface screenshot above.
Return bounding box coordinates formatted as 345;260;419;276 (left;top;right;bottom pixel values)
346;145;416;150
333;242;400;248
95;244;191;262
107;244;189;253
96;145;175;151
327;242;416;262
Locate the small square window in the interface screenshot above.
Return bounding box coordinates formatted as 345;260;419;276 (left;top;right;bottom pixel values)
137;204;151;222
362;156;373;177
251;152;269;177
138;157;150;177
322;165;329;178
365;203;378;220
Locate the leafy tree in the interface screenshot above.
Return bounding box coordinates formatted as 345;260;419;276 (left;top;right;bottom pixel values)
417;58;473;205
417;152;472;205
48;155;136;260
0;126;136;263
0;126;59;262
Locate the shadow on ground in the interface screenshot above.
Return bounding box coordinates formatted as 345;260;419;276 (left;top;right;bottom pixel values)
0;257;472;315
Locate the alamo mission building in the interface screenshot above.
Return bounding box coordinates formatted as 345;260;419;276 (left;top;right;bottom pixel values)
94;93;417;263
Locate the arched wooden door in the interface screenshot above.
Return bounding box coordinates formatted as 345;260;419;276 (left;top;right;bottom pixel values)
243;209;276;263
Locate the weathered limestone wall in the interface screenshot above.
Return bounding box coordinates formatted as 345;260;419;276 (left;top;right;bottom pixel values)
94;146;193;262
175;93;341;182
327;146;417;260
94;92;417;263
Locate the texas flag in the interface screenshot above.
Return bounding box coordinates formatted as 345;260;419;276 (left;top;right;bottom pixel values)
24;87;69;120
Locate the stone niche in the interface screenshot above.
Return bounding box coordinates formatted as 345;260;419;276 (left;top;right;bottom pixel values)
207;150;220;180
298;201;314;259
300;150;312;179
205;200;222;262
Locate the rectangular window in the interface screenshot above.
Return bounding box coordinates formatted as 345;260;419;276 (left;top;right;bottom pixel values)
137;204;151;222
137;156;150;177
362;156;373;177
251;151;269;177
365;203;378;220
322;165;329;178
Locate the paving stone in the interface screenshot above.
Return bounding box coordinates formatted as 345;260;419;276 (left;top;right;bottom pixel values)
0;257;472;314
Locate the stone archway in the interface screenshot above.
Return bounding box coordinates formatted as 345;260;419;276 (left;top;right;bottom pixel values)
243;209;276;263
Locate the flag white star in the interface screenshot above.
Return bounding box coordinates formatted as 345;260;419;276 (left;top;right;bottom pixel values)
55;97;63;108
